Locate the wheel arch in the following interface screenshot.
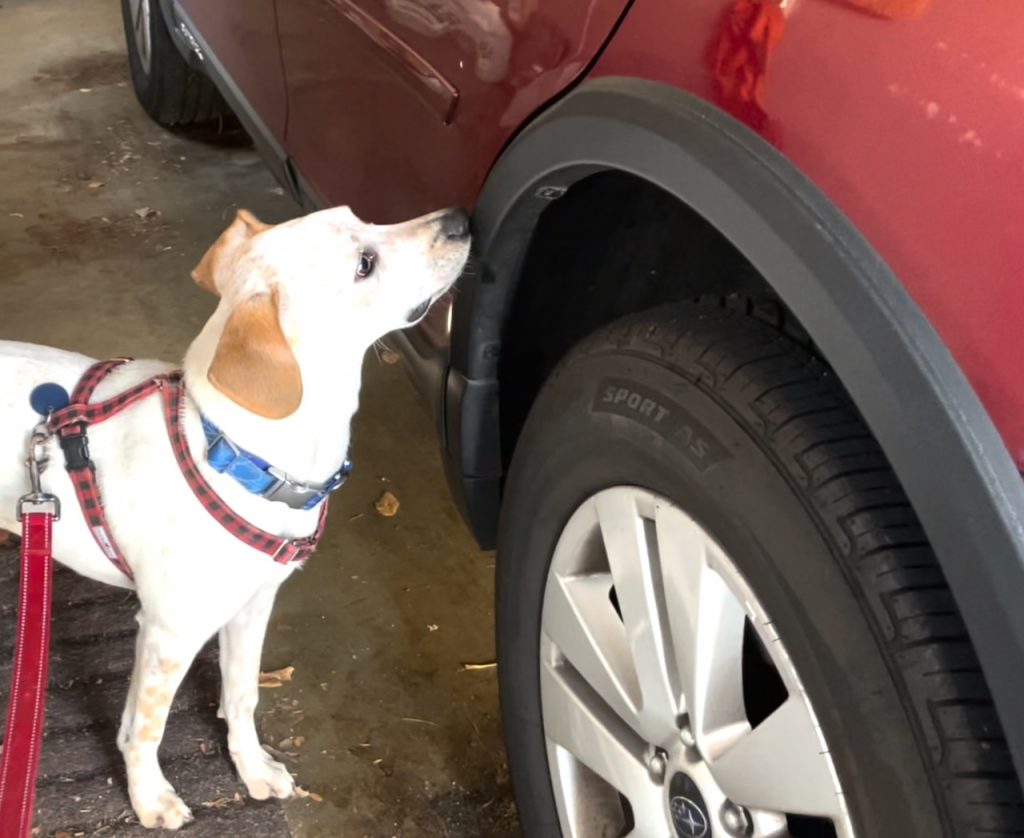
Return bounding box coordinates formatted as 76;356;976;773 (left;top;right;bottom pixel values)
450;76;1024;778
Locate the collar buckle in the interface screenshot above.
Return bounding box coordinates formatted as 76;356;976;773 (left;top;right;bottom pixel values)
263;463;351;510
263;468;324;509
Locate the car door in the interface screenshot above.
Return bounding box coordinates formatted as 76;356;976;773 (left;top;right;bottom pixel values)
276;0;631;222
177;0;288;144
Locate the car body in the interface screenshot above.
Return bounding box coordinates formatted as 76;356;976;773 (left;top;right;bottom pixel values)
128;0;1024;832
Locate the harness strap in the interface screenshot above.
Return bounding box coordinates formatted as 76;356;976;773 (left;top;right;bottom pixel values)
49;360;165;580
48;360;325;578
159;378;327;564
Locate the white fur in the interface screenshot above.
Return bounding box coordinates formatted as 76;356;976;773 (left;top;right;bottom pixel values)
0;205;469;828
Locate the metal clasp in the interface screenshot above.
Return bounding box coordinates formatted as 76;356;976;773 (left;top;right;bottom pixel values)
263;467;322;509
17;421;60;521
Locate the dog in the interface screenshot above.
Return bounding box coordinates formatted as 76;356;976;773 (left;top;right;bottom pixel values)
0;205;470;828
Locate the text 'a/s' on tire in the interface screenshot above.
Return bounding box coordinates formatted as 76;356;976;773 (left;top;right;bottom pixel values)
496;303;1023;838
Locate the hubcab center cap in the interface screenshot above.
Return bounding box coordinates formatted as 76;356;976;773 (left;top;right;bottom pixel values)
668;770;713;838
659;739;735;838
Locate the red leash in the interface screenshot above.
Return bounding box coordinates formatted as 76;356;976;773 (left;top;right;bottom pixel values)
0;425;60;838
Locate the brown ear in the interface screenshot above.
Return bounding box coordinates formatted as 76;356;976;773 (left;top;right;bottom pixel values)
191;209;271;296
208;287;303;419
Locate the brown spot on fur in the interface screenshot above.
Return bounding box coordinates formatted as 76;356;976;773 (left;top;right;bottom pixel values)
138;724;161;743
158;658;182;675
191;208;270;296
208;286;303;418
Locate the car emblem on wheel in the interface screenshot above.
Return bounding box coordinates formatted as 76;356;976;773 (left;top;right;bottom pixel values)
670;795;709;838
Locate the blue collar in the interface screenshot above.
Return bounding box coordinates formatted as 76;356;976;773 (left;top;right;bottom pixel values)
201;416;352;511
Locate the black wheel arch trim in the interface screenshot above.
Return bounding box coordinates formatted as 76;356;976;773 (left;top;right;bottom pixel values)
451;76;1024;780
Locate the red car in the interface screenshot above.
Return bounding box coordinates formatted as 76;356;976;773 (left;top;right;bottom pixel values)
121;1;1024;835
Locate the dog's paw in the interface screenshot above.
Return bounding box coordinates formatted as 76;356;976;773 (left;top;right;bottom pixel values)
235;748;296;800
133;788;193;830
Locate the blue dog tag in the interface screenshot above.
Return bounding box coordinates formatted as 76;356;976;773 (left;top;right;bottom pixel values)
29;383;70;416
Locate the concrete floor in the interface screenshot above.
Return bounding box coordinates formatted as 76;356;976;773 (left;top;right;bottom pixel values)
0;0;516;834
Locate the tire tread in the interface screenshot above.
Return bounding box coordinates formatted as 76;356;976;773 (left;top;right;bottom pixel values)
569;303;1024;836
121;0;227;128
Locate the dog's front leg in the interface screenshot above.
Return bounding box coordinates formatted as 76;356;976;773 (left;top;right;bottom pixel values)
218;582;296;800
119;612;205;829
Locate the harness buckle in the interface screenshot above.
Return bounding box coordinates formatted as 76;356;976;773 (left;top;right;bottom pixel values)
271;539;298;564
58;427;94;472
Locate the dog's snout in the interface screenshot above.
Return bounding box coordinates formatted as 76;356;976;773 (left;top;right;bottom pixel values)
440;209;470;241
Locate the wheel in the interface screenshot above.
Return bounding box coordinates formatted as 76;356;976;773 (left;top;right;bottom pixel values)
496;303;1023;837
120;0;226;126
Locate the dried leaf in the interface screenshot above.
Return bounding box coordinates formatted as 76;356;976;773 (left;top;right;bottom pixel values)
427;624;439;632
374;491;399;517
259;666;295;688
133;207;158;219
460;661;497;671
279;737;294;750
87;181;104;189
295;785;322;801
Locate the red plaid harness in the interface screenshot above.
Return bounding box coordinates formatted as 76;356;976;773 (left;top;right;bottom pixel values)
48;359;327;580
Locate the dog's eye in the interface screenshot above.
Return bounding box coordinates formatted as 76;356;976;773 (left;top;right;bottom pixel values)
355;249;376;280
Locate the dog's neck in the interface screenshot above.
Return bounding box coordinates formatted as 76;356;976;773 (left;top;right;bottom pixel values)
182;317;361;484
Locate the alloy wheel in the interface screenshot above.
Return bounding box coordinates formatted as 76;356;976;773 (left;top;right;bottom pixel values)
128;0;152;74
540;486;855;837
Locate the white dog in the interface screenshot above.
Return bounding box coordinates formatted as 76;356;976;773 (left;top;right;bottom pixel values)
0;205;470;828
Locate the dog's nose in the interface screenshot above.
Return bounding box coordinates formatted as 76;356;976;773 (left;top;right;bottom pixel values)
441;209;471;240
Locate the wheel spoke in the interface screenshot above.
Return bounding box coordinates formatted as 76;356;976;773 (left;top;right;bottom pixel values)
540;653;663;821
655;503;748;759
595;490;679;741
543;572;643;733
749;809;790;837
708;695;844;819
129;0;151;71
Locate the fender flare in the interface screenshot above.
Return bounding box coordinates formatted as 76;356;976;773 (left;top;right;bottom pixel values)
451;76;1024;774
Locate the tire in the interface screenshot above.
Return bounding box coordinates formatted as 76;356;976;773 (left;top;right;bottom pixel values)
120;0;226;126
496;303;1023;837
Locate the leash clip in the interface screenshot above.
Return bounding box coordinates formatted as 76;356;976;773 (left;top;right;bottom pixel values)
17;423;60;522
